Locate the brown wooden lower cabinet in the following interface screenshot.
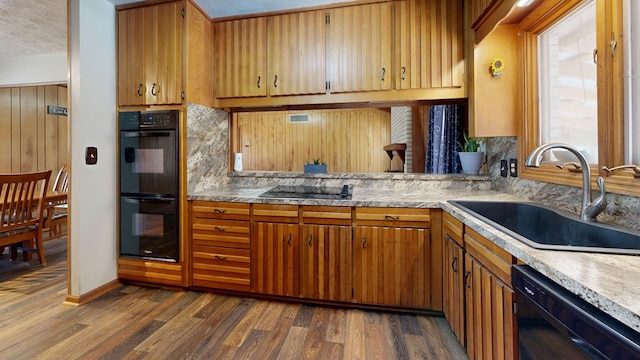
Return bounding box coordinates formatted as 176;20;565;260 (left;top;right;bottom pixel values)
252;222;299;296
441;212;519;359
353;226;431;308
299;224;353;302
190;201;251;292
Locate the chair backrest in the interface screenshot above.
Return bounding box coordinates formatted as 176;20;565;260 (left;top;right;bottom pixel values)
0;171;51;231
52;165;69;192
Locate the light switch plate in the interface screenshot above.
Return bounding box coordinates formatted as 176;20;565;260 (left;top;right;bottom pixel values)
500;159;508;177
86;147;98;165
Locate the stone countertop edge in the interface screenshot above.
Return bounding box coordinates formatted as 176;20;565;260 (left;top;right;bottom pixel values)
188;185;640;332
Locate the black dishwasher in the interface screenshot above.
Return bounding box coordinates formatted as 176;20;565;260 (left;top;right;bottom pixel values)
512;265;640;360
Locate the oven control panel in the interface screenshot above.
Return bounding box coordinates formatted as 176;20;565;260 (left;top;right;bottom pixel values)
119;110;178;130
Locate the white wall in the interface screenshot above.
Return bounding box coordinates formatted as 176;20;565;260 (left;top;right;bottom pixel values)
68;0;118;296
0;53;67;86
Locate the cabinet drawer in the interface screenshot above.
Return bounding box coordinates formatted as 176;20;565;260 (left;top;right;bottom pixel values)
464;227;515;285
443;211;464;246
192;247;251;291
191;201;250;221
192;218;250;249
253;204;298;223
355;207;430;228
301;205;351;226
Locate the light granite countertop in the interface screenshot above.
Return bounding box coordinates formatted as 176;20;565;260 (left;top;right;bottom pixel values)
188;185;640;332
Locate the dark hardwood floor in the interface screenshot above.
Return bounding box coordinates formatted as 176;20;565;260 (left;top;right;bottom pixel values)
0;238;468;360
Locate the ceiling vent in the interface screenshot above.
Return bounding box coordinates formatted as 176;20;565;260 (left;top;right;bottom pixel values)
289;114;309;123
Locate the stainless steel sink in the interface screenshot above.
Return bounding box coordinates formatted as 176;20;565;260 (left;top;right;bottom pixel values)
449;200;640;255
259;185;353;200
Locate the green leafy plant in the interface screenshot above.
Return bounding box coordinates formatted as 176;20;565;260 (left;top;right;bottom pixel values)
309;159;326;165
457;131;482;152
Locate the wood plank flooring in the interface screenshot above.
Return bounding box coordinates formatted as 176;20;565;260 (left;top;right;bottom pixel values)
0;238;468;360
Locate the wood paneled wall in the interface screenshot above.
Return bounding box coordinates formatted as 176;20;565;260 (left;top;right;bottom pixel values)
232;108;391;173
0;85;67;186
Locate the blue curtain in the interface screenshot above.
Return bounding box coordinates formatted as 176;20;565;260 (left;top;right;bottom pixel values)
425;104;464;174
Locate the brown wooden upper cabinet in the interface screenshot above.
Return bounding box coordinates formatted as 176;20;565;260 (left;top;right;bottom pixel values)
214;17;267;98
213;0;465;102
117;1;184;105
268;11;327;96
395;0;464;90
327;2;393;93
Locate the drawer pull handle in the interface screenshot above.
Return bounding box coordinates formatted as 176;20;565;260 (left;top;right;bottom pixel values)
451;255;458;272
215;255;227;261
362;236;367;249
464;271;472;288
214;226;226;232
308;234;313;247
287;233;292;246
214;209;226;214
385;215;400;221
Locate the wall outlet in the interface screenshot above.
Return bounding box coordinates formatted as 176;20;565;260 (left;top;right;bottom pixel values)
500;159;508;177
509;158;518;177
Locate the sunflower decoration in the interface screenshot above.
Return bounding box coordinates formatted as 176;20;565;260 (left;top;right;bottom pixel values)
490;58;505;77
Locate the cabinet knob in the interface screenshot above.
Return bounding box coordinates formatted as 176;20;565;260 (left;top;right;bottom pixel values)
401;66;406;80
308;234;313;247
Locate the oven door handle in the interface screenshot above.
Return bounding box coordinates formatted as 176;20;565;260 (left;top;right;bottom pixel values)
123;131;173;138
123;195;175;203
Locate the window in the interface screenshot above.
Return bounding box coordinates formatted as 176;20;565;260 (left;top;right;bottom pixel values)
519;0;638;197
538;1;597;164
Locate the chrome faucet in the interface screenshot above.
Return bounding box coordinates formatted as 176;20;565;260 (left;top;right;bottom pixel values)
525;143;607;222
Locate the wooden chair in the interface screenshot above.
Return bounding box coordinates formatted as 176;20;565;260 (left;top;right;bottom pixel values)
45;165;68;240
0;170;51;266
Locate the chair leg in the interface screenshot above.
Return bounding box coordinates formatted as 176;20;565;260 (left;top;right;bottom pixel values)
35;234;46;266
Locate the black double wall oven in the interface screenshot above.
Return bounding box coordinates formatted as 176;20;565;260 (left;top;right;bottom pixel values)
119;110;179;262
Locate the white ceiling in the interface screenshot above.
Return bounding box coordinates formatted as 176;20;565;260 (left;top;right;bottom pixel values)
0;0;342;59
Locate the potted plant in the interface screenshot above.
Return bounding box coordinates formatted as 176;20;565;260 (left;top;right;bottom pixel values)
457;132;485;174
304;159;327;174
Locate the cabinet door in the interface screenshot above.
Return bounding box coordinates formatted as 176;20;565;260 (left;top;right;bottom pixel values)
148;1;183;105
117;7;145;105
268;10;327;96
252;222;299;297
328;2;392;93
215;17;267;98
300;224;352;302
117;2;183;106
353;226;430;308
443;233;465;346
395;0;464;89
464;255;517;360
